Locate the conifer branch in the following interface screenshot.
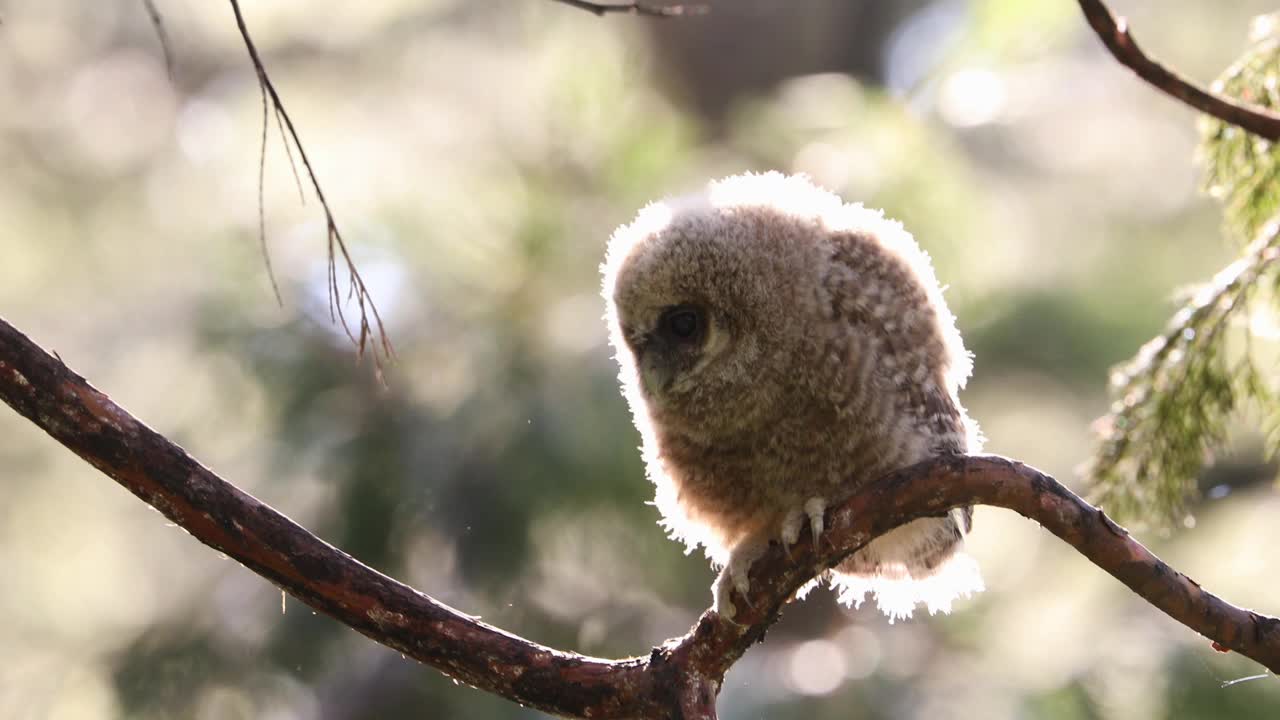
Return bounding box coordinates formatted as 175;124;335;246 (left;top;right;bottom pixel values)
1090;15;1280;522
1090;222;1280;521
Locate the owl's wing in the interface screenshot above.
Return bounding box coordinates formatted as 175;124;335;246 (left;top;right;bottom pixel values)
822;230;972;457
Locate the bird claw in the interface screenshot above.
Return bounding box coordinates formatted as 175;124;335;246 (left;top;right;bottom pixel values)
780;508;804;564
714;540;766;621
804;497;827;554
714;500;830;621
713;571;749;622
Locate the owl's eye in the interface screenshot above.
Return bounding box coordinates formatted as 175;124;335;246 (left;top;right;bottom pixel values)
660;306;704;343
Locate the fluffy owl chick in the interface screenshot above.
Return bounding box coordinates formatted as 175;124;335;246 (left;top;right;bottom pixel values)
601;172;984;621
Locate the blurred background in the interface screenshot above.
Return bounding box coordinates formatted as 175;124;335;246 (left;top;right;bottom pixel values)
2;0;1279;718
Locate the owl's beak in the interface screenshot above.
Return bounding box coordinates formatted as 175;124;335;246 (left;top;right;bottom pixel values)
636;341;675;397
640;361;674;397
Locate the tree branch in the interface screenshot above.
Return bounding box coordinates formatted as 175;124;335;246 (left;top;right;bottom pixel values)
1078;0;1280;140
1;315;1276;720
139;0;175;80
548;0;704;17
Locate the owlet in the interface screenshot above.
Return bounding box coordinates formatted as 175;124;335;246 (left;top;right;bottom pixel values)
601;172;983;621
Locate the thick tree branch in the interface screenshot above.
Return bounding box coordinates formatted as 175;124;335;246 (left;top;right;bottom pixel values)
1079;0;1280;140
1;315;1277;720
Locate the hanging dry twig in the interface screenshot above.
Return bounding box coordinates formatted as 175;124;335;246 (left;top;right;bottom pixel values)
1;316;1276;719
227;0;394;375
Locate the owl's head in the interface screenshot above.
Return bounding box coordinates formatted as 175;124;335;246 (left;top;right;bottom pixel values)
602;172;972;448
601;173;832;442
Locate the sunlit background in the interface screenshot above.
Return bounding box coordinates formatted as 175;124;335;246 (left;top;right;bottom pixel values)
2;0;1279;718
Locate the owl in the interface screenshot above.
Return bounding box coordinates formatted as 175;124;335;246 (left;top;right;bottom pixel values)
601;172;983;621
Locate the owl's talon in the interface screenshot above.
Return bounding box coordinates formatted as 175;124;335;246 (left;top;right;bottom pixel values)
780;508;804;564
713;539;767;620
715;601;745;626
713;570;747;622
731;566;752;605
733;565;756;611
805;498;827;554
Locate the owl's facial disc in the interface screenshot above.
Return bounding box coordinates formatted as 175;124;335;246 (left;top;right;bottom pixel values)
630;302;724;398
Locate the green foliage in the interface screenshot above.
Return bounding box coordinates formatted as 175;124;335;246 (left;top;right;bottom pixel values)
1089;16;1280;524
1088;225;1280;522
1200;13;1280;244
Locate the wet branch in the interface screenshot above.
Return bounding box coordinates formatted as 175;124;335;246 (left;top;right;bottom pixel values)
1;316;1276;719
1079;0;1280;140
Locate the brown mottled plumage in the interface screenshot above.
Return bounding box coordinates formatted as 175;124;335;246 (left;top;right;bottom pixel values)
602;172;983;621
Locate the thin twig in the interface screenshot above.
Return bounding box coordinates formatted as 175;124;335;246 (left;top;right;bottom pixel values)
1;315;1277;720
256;79;283;306
549;0;704;17
227;0;394;373
1078;0;1280;140
274;105;307;205
140;0;175;80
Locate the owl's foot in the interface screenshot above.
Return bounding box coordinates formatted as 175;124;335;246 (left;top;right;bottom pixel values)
715;498;831;621
712;539;766;622
781;497;829;559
